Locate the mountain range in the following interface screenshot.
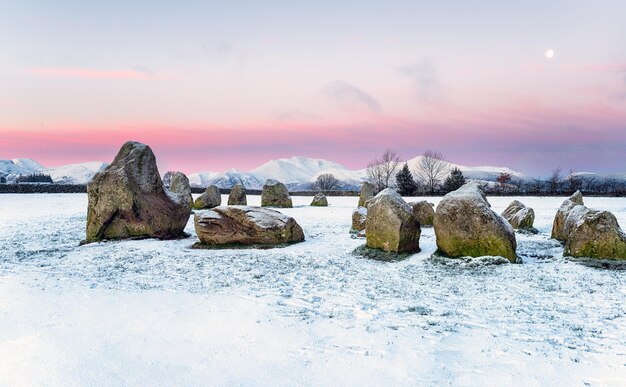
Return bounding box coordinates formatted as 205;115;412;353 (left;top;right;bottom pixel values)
1;155;623;190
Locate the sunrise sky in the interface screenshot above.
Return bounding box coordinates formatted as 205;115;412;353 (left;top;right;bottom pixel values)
1;1;625;175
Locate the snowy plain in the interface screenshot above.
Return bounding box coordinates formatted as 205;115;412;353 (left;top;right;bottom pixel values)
0;194;625;386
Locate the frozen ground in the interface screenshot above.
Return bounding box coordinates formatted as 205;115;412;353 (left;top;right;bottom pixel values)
1;194;625;386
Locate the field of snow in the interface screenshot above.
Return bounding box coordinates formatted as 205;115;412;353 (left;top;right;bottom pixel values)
1;194;625;385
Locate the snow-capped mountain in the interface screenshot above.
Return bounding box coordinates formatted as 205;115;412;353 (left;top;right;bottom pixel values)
0;158;107;184
1;155;529;188
406;155;525;182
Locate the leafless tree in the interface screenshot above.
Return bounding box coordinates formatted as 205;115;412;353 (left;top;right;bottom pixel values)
548;167;563;194
566;168;583;193
313;173;340;191
416;150;449;194
366;149;401;192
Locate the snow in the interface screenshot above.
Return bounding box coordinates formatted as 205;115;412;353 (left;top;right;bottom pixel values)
45;161;108;184
1;194;626;385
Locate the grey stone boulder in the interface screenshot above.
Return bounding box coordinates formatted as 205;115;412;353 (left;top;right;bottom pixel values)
194;185;221;209
365;188;421;253
563;209;626;259
358;182;375;207
310;193;328;206
409;200;435;226
351;206;367;236
84;141;191;243
227;183;247;205
501;200;535;230
261;179;292;208
551;191;584;241
193;206;304;247
169;172;193;209
433;183;517;262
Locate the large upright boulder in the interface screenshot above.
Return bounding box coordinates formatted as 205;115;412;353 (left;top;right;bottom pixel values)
358;182;375;207
564;209;626;259
551;191;584;241
365;189;421;253
194;185;221;209
501;200;535;230
84;141;191;243
193;206;304;247
310;193;328;206
261;179;292;208
227;183;247;205
434;183;516;262
169;172;193;209
409;200;435;226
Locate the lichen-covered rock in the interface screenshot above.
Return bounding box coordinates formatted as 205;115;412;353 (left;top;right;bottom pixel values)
194;185;221;209
351;206;367;235
409;200;435;226
193;206;304;247
84;141;191;243
551;191;584;242
310;193;328;206
564;209;626;259
433;183;517;262
501;200;535;230
365;188;420;253
358;182;375;207
227;183;247;205
261;179;292;208
169;172;193;209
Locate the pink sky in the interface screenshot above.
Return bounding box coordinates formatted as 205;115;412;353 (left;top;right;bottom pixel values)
1;1;625;175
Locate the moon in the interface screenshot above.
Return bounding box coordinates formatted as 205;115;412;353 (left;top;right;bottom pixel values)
546;49;555;59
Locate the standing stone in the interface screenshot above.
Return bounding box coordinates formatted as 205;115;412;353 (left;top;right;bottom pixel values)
227;183;247;205
551;191;584;241
365;188;421;253
351;206;368;235
84;141;191;243
358;182;375;207
433;183;517;262
564;209;626;259
261;179;292;208
169;172;193;209
310;193;328;206
193;206;304;247
409;200;435;226
194;185;221;209
501;200;535;230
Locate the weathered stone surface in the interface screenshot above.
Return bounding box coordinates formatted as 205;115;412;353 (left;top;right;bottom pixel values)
409;200;435;226
351;206;367;234
366;188;420;253
169;172;193;209
564;209;626;259
310;193;328;206
501;200;535;230
358;182;375;207
227;183;247;205
194;185;221;209
261;179;292;208
551;191;584;241
84;141;191;243
193;206;304;247
433;183;517;262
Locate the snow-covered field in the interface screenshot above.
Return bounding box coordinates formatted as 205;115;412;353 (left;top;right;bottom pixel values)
1;194;625;386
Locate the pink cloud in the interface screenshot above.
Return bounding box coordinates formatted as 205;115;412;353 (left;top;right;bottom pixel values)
24;67;157;80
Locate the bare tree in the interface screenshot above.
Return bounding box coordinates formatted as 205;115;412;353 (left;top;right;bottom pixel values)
566;168;582;193
416;150;449;194
548;167;563;194
313;173;340;191
366;149;401;192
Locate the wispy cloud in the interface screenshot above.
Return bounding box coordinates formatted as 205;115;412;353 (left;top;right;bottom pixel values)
323;80;381;111
24;67;159;80
399;57;442;103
